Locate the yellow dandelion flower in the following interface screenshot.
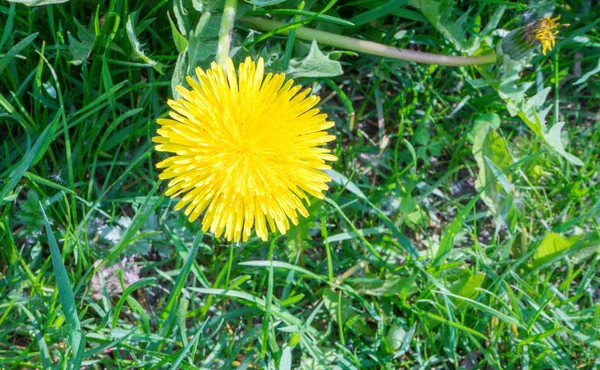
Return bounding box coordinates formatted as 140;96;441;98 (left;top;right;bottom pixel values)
153;57;337;242
530;15;562;55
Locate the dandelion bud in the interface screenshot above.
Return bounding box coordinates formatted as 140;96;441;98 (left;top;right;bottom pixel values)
502;16;563;59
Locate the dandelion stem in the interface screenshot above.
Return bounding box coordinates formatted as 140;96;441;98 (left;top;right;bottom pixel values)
216;0;238;66
240;16;497;66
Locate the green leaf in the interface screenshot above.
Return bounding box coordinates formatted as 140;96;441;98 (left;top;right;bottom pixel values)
67;19;96;65
533;232;581;267
286;40;343;78
361;276;418;300
126;12;165;74
448;273;485;309
472;115;514;214
543;122;584;166
171;49;187;99
410;0;476;52
385;324;406;352
185;12;219;73
279;346;292;370
322;287;354;322
167;12;188;54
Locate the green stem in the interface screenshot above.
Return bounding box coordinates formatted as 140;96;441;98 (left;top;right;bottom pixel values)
240;16;497;66
216;0;238;65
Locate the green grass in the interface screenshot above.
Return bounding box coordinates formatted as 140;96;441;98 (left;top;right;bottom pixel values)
1;0;600;369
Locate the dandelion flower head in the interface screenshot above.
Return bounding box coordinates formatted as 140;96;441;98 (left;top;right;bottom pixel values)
153;57;337;242
527;16;562;55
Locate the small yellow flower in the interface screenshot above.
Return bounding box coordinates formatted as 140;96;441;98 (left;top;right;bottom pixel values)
153;57;337;242
530;15;562;55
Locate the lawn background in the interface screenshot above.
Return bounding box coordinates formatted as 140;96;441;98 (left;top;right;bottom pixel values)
1;0;599;369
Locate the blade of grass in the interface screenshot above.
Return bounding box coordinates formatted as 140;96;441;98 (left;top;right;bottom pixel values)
0;108;61;204
0;32;38;75
40;201;85;367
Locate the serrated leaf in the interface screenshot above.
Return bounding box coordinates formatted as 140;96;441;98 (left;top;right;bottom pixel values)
286;40;343;78
16;190;45;232
126;12;165;74
67;19;95;65
543;122;584;166
410;0;475;52
186;12;219;71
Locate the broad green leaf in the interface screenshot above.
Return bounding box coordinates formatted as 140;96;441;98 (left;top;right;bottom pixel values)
279;346;292;370
287;40;343;78
326;227;387;243
385;324;406;352
322;287;351;320
361;276;418;300
472;115;514;214
167;12;188;54
448;273;485;309
478;44;583;166
67;18;95;65
185;12;219;74
543;122;584;166
172;0;189;38
171;49;187;99
533;232;581;267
